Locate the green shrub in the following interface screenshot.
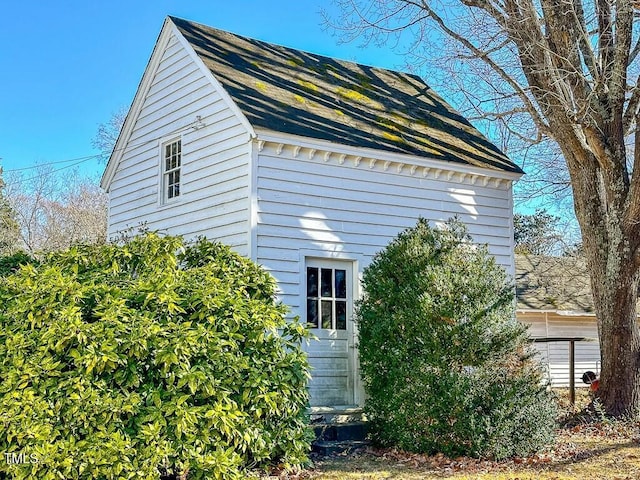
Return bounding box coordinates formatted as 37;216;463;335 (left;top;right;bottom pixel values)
357;218;556;459
0;234;311;479
0;251;36;277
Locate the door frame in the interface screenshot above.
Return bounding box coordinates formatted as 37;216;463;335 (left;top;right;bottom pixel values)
299;250;363;407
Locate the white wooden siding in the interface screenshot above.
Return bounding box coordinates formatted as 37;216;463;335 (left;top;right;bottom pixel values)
518;311;601;388
107;33;251;254
255;146;514;309
255;141;516;406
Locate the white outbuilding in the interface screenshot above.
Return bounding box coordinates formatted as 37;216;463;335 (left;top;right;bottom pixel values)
101;17;524;410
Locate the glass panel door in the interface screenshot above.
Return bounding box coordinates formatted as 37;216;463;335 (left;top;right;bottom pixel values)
304;259;355;407
306;266;348;330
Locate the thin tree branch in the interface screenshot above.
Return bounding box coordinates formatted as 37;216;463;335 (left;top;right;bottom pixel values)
624;117;640;232
608;0;634;119
417;0;550;133
623;78;640;134
597;0;614;77
629;37;640;65
572;0;601;84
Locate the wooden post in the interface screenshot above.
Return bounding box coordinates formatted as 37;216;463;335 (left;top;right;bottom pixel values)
531;337;595;407
569;340;575;407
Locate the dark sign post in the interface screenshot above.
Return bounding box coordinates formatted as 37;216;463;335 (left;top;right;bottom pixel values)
532;337;597;407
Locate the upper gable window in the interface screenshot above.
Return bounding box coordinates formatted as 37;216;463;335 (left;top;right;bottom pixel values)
162;139;181;202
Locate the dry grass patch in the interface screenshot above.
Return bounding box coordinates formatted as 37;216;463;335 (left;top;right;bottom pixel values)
299;390;640;480
306;422;640;479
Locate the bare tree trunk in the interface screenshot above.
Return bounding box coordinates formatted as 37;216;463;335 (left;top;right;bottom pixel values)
573;166;640;417
590;253;640;417
328;0;640;417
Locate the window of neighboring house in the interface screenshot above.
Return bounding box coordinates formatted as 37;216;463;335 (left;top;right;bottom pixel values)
306;266;348;330
162;139;181;202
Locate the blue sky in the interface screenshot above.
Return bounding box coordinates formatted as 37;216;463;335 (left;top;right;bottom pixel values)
1;0;406;180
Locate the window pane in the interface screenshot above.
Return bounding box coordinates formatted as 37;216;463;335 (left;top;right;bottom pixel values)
321;300;333;329
335;270;346;298
336;301;347;330
321;269;333;297
307;267;318;297
163;141;182;202
307;299;318;328
164;141;181;171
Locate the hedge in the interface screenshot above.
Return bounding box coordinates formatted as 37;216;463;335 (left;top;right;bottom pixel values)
0;234;311;479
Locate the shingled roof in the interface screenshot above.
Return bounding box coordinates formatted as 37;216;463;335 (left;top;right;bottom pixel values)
171;17;523;174
515;255;594;313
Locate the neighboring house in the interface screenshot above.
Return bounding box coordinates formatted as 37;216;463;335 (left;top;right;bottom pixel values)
516;254;600;387
100;16;524;409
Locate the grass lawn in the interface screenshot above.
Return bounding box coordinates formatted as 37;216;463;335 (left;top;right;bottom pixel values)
301;390;640;480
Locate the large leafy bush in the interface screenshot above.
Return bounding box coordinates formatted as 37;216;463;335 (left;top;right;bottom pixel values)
0;234;310;479
357;218;556;459
0;251;36;277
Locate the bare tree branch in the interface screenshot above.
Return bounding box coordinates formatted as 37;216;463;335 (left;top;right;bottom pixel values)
623;78;640;134
419;0;551;132
327;0;640;417
5;167;107;253
92;107;127;163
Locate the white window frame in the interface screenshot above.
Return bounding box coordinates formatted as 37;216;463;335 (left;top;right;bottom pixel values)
160;137;182;204
305;262;350;330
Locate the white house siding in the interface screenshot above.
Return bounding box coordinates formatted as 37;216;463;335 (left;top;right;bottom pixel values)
255;144;515;307
518;311;601;388
254;139;517;406
106;33;252;254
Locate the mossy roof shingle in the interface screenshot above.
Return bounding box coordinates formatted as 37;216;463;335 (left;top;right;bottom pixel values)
171;17;523;174
515;255;594;313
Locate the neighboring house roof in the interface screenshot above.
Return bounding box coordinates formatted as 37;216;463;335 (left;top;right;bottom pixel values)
169;16;523;174
515;255;594;313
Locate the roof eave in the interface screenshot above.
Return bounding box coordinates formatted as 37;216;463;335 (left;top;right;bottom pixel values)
101;17;257;192
254;127;524;181
516;308;596;316
101;17;175;191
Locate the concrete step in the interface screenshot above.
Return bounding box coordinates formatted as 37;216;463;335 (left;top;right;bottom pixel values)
313;421;369;442
312;439;371;456
311;420;370;456
309;406;365;424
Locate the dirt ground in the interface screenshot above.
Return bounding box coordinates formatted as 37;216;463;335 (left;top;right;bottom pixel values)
308;421;640;479
304;389;640;480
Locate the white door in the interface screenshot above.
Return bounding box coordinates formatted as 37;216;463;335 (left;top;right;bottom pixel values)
304;259;355;407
